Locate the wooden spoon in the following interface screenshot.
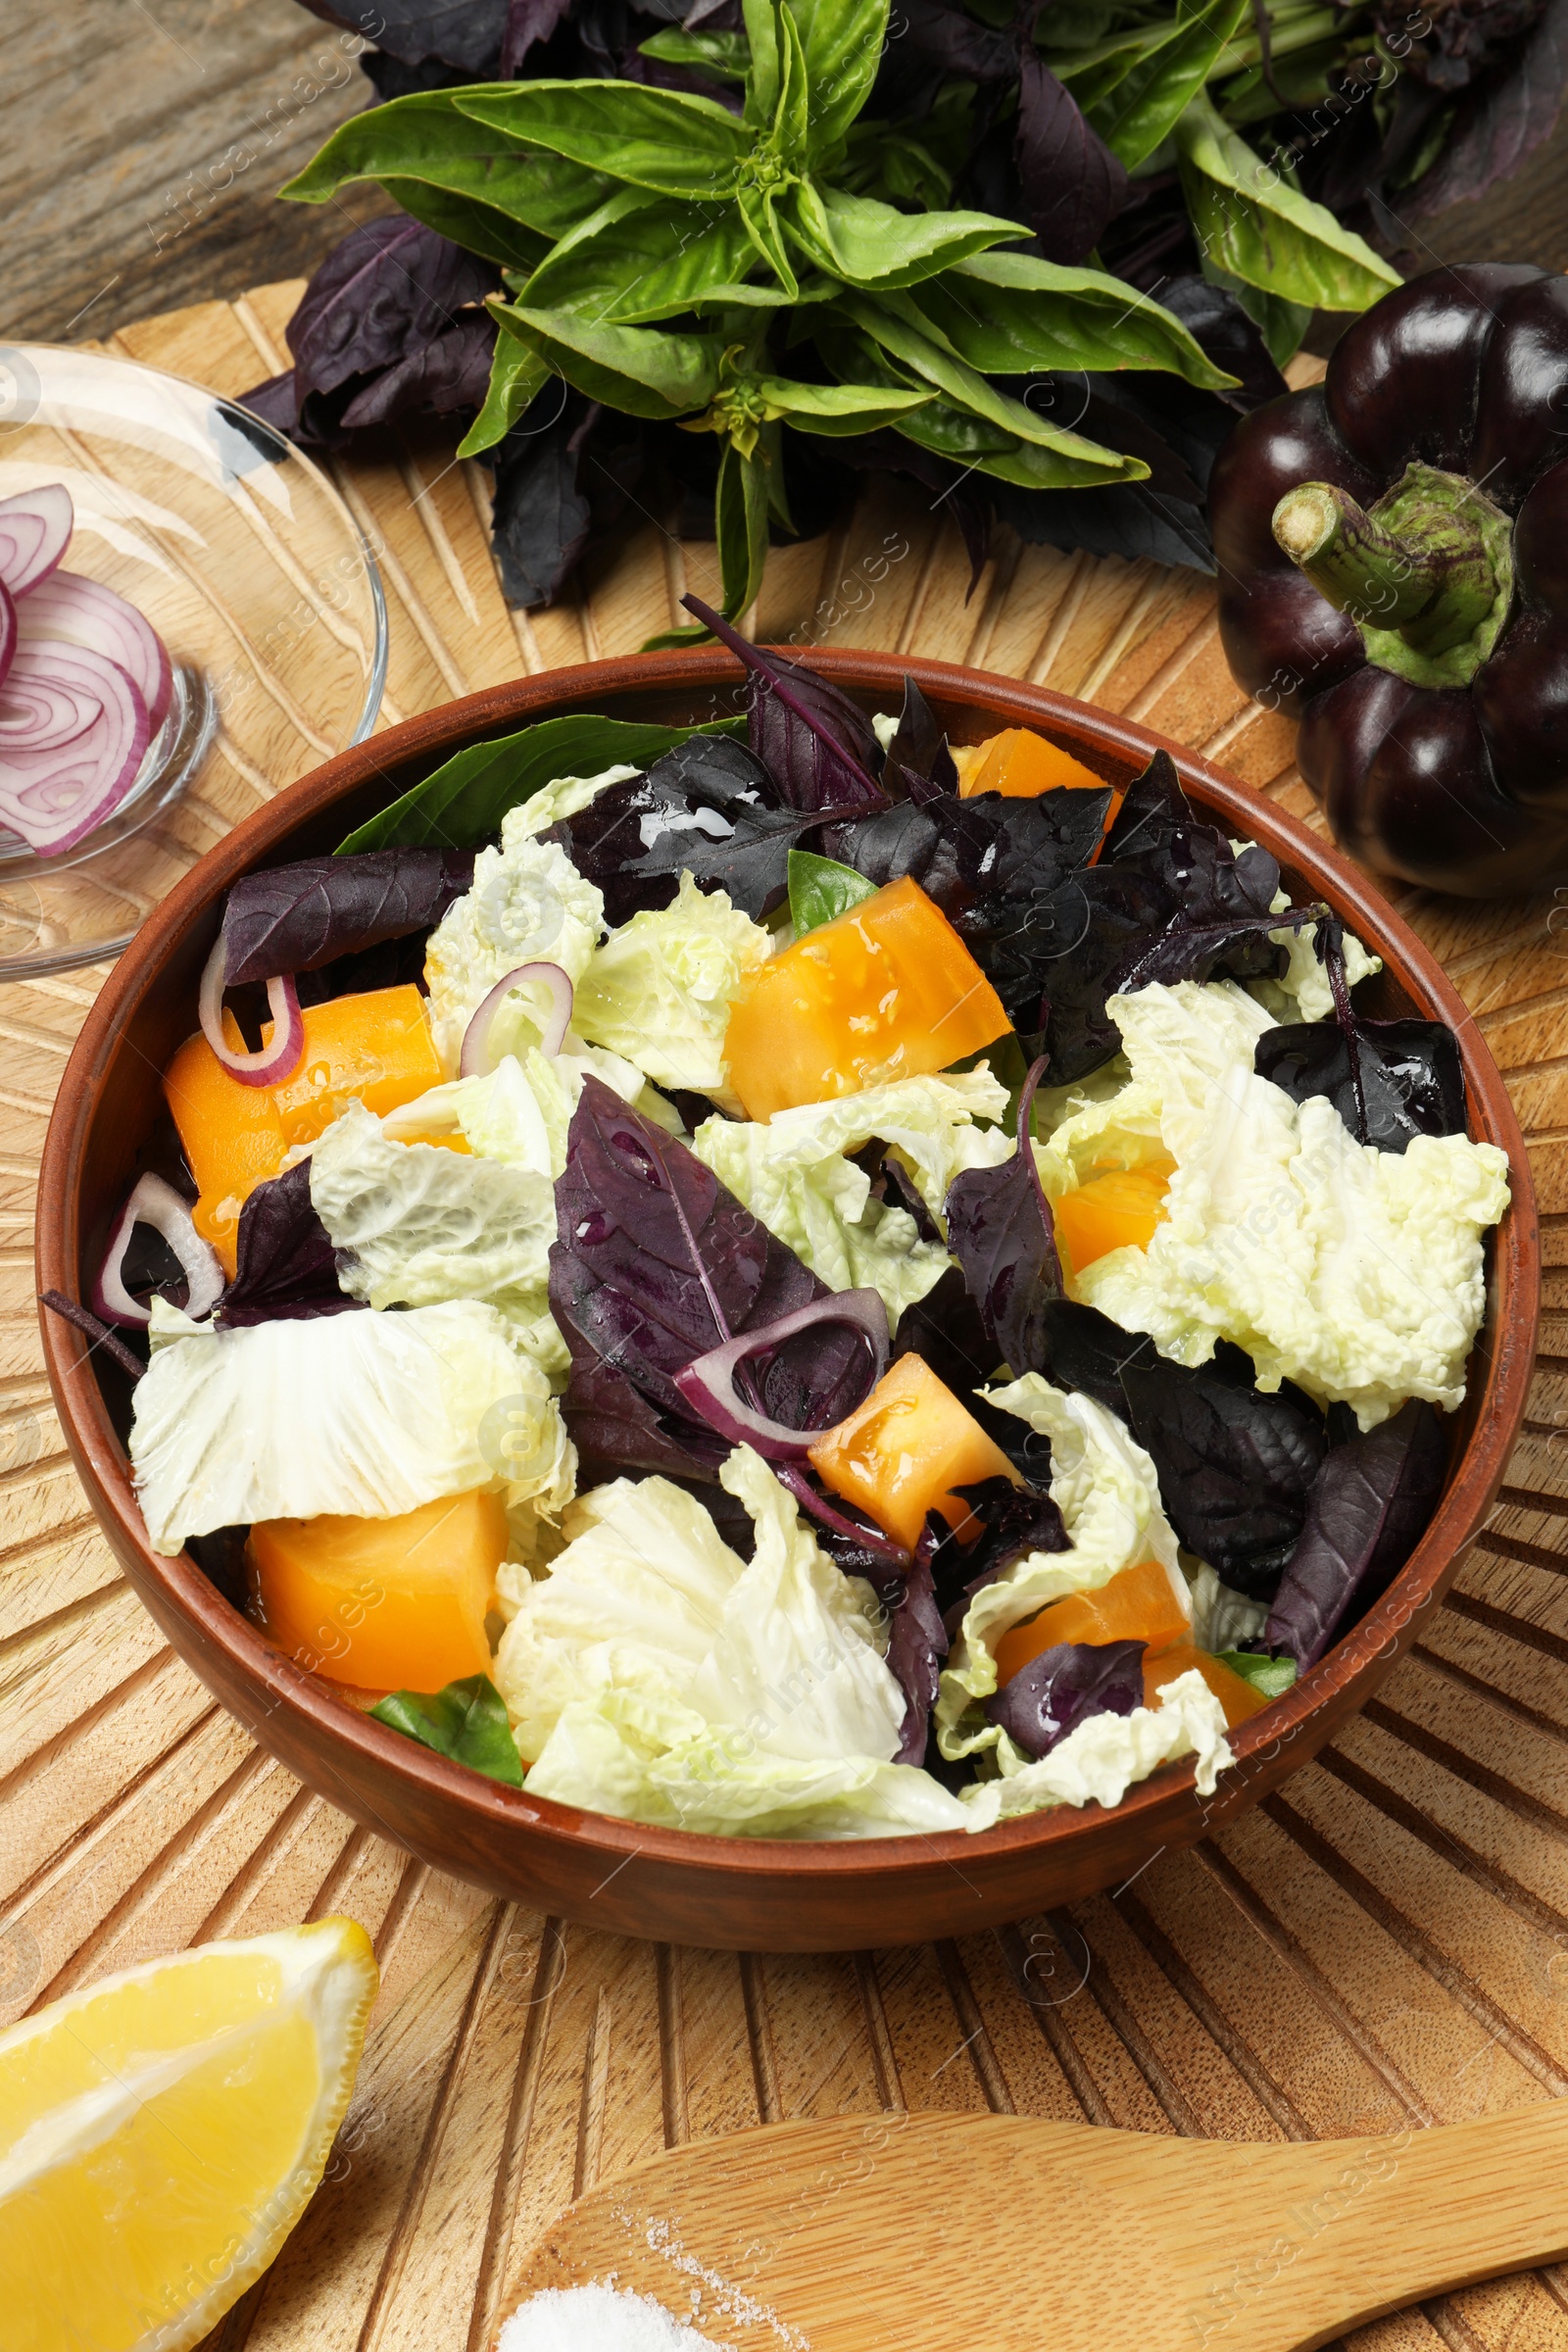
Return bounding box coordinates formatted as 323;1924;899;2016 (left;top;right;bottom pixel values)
502;2106;1568;2350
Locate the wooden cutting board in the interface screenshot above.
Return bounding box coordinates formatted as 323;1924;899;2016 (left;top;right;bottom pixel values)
6;282;1568;2352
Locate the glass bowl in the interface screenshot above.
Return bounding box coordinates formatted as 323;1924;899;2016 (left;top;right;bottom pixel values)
0;342;386;976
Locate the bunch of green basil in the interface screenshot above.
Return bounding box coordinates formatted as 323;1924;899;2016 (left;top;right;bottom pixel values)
286;0;1397;631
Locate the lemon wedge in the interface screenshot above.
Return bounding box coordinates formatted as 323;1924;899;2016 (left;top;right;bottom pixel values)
0;1916;377;2351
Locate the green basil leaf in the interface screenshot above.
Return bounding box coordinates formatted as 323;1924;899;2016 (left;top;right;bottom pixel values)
751;375;933;433
1216;1650;1298;1700
281;92;611;257
457;330;552;458
788;0;890;158
369;1675;524;1787
923;251;1238;389
743;0;784;129
786;182;1023;290
1050;24;1173;111
788;847;878;933
774;0;812;162
490;302;723;417
715;442;772;618
458;80;751;200
337;714;747;853
837;292;1144;476
640;26;751;79
737;184;800;296
1174;91;1401;311
375;180;549;273
517;196;767;322
1088;0;1249;169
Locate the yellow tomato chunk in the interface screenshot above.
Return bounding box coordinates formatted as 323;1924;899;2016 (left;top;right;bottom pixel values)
164;984;443;1274
248;1490;508;1691
808;1351;1019;1552
1054;1159;1174;1279
725;875;1009;1121
960;726;1111;800
1145;1641;1269;1729
995;1555;1190;1688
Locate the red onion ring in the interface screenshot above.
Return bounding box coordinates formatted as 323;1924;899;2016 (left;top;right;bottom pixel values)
16;568;172;730
0;641;150;855
0;484;74;598
460;960;573;1077
0;581;13;695
91;1172;225;1328
673;1288;890;1459
199;931;306;1087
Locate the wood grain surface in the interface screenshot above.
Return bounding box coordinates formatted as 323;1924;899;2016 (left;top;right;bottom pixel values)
7;283;1568;2352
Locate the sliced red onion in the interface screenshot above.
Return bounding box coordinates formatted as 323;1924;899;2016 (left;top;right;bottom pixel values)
0;580;12;694
16;568;172;730
0;642;150;855
461;960;573;1077
673;1288;891;1459
92;1172;225;1328
0;484;73;598
199;930;306;1087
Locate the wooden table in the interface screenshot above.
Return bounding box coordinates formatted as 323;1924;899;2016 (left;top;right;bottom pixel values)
9;37;1568;2349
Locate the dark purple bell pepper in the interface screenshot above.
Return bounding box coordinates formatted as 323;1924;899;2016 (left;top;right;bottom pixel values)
1208;263;1568;896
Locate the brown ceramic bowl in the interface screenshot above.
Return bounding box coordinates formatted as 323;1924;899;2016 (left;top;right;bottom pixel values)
36;651;1539;1952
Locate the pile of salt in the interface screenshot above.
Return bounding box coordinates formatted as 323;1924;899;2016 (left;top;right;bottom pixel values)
498;2281;721;2351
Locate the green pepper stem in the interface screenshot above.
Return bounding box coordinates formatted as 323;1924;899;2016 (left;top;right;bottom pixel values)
1271;466;1510;676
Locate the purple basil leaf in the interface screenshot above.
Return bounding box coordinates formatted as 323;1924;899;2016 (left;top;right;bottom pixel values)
296;0;508;73
502;0;575;72
1105;903;1323;1000
681;596;887;816
945;1058;1063;1379
1102;749;1194;859
549;1078;870;1477
894;1265;1001;1393
994;804;1297;1082
985;1639;1146;1759
1015;47;1129;267
545;734;813;924
1154;274;1290;414
489;398;592;609
876;1524;950;1764
219;1160;364;1327
1031;1297;1158;1422
946;1473;1069;1620
285;217;499;405
1255;1017;1466;1154
891;0;1014;77
339;313;497;429
991;475;1217;573
562;1344;731;1483
886;675;958;796
1120;1344;1327;1597
222;848;475;984
847;1142;942;1246
826;777;1109;919
237;368;300;438
1253;920;1467;1155
1405;6;1568;215
1265;1399;1447;1668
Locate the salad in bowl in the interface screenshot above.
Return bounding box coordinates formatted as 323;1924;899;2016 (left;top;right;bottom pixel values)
66;605;1513;1850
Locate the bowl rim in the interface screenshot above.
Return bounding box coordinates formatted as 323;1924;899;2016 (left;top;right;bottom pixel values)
36;645;1541;1886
